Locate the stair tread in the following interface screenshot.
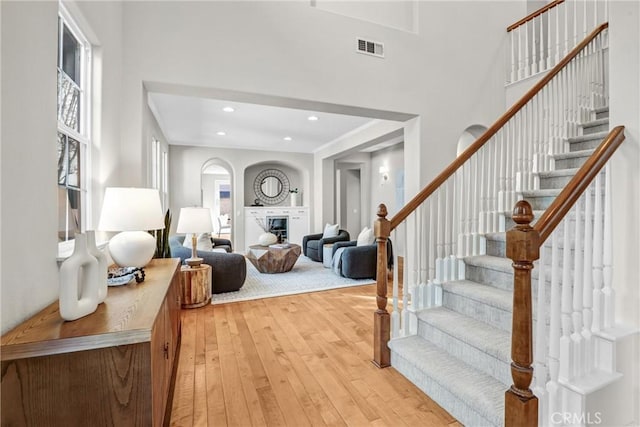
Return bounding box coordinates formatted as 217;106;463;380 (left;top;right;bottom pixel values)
443;280;513;311
521;188;562;197
389;335;504;426
485;232;506;242
567;130;609;143
464;255;513;273
581;117;609;128
553;148;595;160
417;307;511;362
537;167;580;178
594;106;609;114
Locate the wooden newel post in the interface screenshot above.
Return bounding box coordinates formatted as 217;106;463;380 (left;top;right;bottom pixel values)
373;203;391;368
505;200;539;427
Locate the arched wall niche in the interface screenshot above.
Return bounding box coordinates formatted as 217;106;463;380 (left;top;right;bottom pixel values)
244;160;308;207
456;124;488;157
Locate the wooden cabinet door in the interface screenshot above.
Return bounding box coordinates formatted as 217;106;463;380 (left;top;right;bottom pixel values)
151;302;168;427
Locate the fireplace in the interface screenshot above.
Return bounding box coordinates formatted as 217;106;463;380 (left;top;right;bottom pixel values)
267;216;288;243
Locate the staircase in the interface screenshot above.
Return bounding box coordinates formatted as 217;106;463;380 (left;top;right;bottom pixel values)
388;109;610;426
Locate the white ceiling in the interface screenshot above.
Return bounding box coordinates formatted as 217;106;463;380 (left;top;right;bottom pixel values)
148;93;382;154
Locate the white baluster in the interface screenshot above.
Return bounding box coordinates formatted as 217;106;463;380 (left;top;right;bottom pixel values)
555;5;562;64
573;0;578;47
572;197;585;379
534;244;549;423
603;163;614;328
564;1;569;55
417;204;426;310
539;13;546;72
559;216;573;382
391;226;400;339
592;172;603;332
518;26;525;80
510;30;517;83
582;183;594;373
532;16;539;75
546;230;562;425
402;220;410;336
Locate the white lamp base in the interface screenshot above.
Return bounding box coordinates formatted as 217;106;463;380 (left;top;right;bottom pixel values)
108;231;156;268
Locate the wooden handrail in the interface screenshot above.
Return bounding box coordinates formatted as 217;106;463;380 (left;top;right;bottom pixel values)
535;126;626;242
507;0;565;32
389;22;609;231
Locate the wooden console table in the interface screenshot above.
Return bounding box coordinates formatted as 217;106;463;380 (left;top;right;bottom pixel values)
1;258;182;427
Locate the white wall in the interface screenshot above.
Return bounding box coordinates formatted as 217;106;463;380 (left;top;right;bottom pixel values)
370;144;404;219
169;145;312;252
1;1;59;334
314;0;417;33
1;0;123;333
609;1;640;424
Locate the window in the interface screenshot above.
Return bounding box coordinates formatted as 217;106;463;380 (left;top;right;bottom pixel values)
57;5;91;242
151;138;169;211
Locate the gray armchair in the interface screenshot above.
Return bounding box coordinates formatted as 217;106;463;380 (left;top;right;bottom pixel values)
331;239;393;279
302;229;350;263
169;235;246;294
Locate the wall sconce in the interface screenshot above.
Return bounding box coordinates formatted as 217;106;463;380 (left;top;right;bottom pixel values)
379;166;389;185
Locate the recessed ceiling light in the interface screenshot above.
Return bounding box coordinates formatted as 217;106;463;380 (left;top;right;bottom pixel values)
222;106;234;112
283;136;292;141
307;115;319;121
217;131;226;136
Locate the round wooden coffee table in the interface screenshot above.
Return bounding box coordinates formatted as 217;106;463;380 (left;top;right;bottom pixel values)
246;243;301;274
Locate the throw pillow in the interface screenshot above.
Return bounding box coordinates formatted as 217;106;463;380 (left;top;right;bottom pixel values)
322;223;339;239
183;233;214;251
196;233;213;251
356;227;375;246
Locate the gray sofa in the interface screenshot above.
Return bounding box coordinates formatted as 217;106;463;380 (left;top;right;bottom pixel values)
331;239;393;279
169;235;246;294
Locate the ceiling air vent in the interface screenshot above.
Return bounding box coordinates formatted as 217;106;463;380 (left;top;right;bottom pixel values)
356;38;384;58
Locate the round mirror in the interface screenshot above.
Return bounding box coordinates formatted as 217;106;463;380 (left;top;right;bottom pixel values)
253;168;290;205
261;176;282;198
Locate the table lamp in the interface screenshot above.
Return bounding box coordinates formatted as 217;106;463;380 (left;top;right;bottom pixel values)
176;207;214;267
98;187;164;269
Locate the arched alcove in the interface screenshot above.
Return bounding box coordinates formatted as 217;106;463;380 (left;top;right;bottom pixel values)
456;124;488;156
244;160;307;207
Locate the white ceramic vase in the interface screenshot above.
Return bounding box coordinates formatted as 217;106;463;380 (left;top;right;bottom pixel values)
59;233;100;321
86;230;108;303
290;193;298;207
258;232;278;246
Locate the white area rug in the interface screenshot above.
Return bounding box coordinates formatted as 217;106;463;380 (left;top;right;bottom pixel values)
212;255;374;304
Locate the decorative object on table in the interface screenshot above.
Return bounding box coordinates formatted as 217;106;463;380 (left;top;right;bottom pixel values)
180;264;212;308
253;168;290;205
59;233;99;321
246;243;301;274
255;217;277;246
107;266;145;286
289;188;299;207
151;209;172;259
86;230;108;302
176;207;214;267
98;188;165;277
251;198;263;207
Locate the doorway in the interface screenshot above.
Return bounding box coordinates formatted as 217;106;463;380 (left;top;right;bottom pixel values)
202;160;233;239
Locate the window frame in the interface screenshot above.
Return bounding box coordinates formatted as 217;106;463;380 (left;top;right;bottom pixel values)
57;4;92;249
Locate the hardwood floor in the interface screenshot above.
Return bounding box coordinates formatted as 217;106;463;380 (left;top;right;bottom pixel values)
169;283;461;427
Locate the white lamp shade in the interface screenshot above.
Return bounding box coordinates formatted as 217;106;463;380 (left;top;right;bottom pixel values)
176;207;214;234
98;187;164;231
